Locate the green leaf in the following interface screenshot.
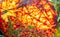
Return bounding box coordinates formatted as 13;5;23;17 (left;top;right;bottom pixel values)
32;35;36;37
51;0;60;23
0;30;5;37
7;17;14;37
0;35;5;37
57;26;60;31
4;10;8;13
13;30;18;37
0;30;4;35
51;0;60;37
53;32;60;37
57;12;60;22
28;25;34;31
53;26;60;37
52;0;60;4
53;35;59;37
57;17;60;23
